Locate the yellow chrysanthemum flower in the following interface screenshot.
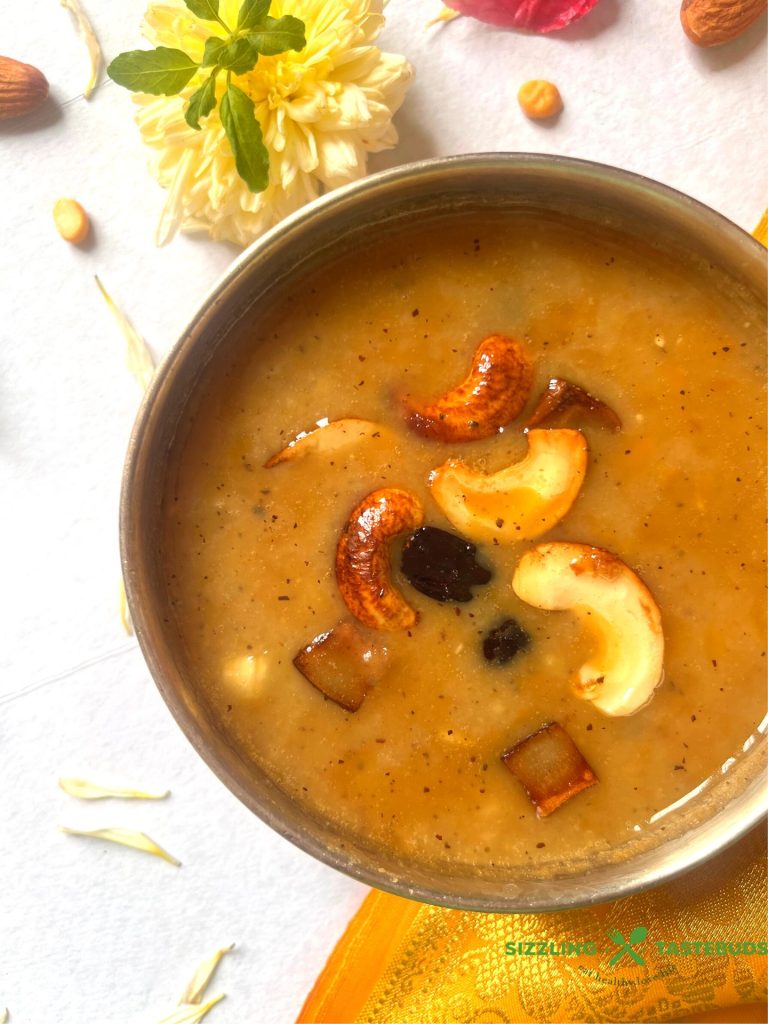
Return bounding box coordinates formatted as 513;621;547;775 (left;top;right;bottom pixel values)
133;0;413;247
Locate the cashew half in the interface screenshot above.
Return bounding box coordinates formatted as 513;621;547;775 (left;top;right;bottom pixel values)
402;334;533;442
336;488;425;630
429;429;588;544
512;542;664;716
525;378;622;432
264;417;384;468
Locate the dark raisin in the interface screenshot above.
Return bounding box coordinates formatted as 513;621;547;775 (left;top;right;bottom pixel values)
483;618;531;664
401;526;492;602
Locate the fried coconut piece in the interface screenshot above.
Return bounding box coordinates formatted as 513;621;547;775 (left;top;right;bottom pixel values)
293;621;388;711
502;722;597;817
403;334;533;442
336;487;425;630
525;378;621;432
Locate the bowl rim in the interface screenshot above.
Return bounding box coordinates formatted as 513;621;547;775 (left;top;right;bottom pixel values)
121;152;767;913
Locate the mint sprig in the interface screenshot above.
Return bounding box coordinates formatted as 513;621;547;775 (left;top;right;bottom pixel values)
107;47;199;95
220;84;269;194
247;16;306;56
237;0;271;30
185;74;218;131
107;0;306;194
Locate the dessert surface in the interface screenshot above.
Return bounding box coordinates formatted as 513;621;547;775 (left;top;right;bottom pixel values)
163;213;767;872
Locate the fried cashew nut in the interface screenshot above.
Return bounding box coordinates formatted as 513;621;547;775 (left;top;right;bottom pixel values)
403;334;533;442
264;417;384;468
525;378;622;432
336;487;425;631
512;542;664;716
429;428;588;544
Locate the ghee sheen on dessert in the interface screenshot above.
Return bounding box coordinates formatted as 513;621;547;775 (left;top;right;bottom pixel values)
162;213;766;874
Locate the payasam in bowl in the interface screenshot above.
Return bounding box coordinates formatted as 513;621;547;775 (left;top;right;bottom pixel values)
122;155;767;911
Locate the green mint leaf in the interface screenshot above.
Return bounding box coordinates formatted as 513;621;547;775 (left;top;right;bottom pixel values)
184;73;218;130
219;37;260;74
220;83;269;193
184;0;222;23
247;15;306;56
237;0;271;30
107;48;198;95
201;37;226;67
202;36;258;75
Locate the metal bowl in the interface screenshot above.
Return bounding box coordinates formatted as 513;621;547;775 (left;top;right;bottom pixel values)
121;154;767;912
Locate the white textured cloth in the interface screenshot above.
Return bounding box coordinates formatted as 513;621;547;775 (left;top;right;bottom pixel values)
0;0;765;1019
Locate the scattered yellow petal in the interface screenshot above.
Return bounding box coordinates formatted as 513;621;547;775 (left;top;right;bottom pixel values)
119;577;135;636
59;826;181;866
1;1009;8;1023
753;208;768;247
157;994;225;1024
61;0;103;98
180;945;235;1005
155;148;194;248
96;278;155;637
94;275;156;391
59;778;170;801
426;5;461;28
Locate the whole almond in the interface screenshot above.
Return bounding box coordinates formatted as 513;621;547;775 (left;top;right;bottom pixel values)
0;55;49;121
681;0;767;47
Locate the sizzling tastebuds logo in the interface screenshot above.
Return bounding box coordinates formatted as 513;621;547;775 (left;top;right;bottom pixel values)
505;927;767;973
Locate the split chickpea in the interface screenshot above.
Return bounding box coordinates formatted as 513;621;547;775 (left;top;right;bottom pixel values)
518;80;563;120
53;197;90;244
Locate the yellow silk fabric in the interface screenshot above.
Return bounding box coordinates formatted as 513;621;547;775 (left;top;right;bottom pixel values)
753;209;768;247
299;826;767;1024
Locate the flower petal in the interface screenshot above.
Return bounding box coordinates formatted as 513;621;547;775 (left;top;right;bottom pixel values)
444;0;601;32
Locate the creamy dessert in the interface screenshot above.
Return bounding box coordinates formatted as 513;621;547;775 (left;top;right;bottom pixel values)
162;212;766;874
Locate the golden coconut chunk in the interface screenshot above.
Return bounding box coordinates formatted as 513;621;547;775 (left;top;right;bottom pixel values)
429;428;587;544
293;621;389;711
512;542;664;716
502;721;597;817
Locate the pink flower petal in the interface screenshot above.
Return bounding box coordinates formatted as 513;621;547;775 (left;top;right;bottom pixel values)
444;0;601;33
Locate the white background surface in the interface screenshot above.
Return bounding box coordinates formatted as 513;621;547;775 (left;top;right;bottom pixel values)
1;1;765;1020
